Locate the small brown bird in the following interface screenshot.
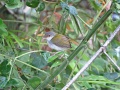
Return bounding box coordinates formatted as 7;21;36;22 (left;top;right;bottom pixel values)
43;28;71;51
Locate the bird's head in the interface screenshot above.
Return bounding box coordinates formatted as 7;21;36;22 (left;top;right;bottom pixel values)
43;28;56;41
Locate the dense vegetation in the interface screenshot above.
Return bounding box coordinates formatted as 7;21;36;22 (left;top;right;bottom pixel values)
0;0;120;90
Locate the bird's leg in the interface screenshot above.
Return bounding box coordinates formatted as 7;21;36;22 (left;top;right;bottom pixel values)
51;51;68;59
59;53;65;59
59;51;68;59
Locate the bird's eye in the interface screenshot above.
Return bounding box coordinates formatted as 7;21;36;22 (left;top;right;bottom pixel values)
48;35;50;37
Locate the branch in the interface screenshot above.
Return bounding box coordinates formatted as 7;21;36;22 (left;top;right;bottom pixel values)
62;25;120;90
103;51;120;71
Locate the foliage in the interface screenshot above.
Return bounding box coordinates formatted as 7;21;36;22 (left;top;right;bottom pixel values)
0;0;120;90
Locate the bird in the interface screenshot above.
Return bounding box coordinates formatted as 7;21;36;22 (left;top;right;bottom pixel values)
43;28;71;51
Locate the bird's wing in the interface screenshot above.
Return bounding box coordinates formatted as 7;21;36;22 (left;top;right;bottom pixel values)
51;34;71;48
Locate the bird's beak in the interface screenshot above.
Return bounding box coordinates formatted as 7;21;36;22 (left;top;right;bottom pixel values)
37;33;44;37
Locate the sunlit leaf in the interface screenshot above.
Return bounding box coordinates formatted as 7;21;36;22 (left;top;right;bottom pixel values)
51;60;61;68
48;52;63;63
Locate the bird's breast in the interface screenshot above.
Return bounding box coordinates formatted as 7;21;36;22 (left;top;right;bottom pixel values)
47;41;66;51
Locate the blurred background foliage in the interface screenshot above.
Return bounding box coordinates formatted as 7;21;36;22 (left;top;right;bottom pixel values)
0;0;120;90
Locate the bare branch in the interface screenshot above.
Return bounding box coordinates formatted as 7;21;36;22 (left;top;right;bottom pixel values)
103;51;120;71
62;25;120;90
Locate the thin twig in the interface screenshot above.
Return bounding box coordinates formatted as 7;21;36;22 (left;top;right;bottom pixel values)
103;51;120;71
77;15;92;29
3;20;40;26
62;25;120;90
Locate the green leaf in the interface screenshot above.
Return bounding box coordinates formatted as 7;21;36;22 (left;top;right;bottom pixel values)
22;65;32;74
5;0;23;9
48;55;58;63
0;60;11;76
82;81;91;88
48;52;63;63
42;52;50;61
70;15;79;34
88;0;101;10
104;72;119;80
9;32;23;48
0;76;7;88
79;75;106;81
0;18;8;36
67;60;78;73
27;76;41;89
31;53;47;69
58;13;68;34
51;60;61;68
26;0;39;8
37;2;45;11
55;83;64;89
72;83;82;90
87;88;96;90
91;58;106;74
18;52;30;62
6;78;24;87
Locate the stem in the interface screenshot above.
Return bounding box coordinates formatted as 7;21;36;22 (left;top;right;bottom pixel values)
15;59;48;74
15;50;42;59
3;20;40;26
77;15;92;29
